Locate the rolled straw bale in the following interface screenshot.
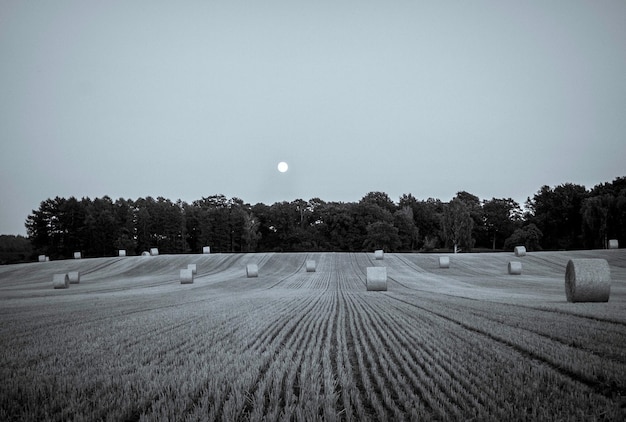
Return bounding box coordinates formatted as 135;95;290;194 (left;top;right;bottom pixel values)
150;248;159;256
439;256;450;269
38;255;46;263
187;264;197;275
514;246;526;257
118;250;127;257
68;271;80;284
608;239;619;249
141;251;150;257
565;259;611;303
53;273;69;289
73;252;82;259
508;261;522;275
374;249;384;260
306;260;316;272
180;269;194;284
246;264;259;278
202;246;211;254
45;256;50;262
366;267;387;291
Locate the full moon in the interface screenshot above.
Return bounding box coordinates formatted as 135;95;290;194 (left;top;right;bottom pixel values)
277;161;289;173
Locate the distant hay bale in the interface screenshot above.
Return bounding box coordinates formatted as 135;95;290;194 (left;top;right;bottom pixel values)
38;255;46;263
508;261;522;275
514;246;526;257
53;273;69;289
180;269;194;284
246;264;259;278
306;260;316;272
187;264;197;275
73;252;81;259
202;246;211;254
439;256;450;269
565;259;611;303
68;271;80;284
118;250;126;257
150;248;159;256
608;239;619;249
45;256;50;262
366;267;387;291
374;250;384;260
141;251;150;256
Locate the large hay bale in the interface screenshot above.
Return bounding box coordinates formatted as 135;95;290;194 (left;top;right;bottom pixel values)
45;256;50;262
38;255;46;263
374;249;384;260
439;256;450;268
150;248;159;256
306;260;316;272
118;250;126;257
202;246;211;254
246;264;259;278
180;269;194;284
141;251;150;257
73;251;82;259
508;261;522;275
565;259;611;302
187;264;197;275
514;246;526;257
68;271;80;284
366;267;387;291
608;239;619;249
53;274;69;289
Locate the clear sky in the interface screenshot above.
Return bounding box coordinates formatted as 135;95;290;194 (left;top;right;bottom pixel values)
1;0;625;235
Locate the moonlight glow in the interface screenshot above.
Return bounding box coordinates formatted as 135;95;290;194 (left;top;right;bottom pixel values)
277;162;289;173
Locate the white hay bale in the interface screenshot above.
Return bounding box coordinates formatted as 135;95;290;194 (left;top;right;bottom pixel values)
514;246;526;257
374;249;384;260
180;269;194;284
608;239;619;249
508;261;522;275
366;267;387;291
187;264;197;275
306;260;316;272
45;256;50;262
118;250;126;257
150;248;159;256
246;264;259;278
68;271;80;284
38;255;46;263
53;273;69;289
141;251;150;256
439;256;450;269
202;246;211;254
73;251;81;259
565;259;611;303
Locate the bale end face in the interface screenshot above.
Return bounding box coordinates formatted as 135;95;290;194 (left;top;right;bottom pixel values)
180;269;194;284
53;274;69;289
514;246;526;257
439;256;450;269
565;259;611;303
508;261;522;275
246;264;259;278
306;260;316;272
366;267;387;291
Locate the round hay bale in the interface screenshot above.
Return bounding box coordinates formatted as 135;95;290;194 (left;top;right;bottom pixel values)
118;249;127;257
202;246;211;254
45;256;50;262
180;269;194;284
187;264;197;275
53;273;69;289
306;260;316;272
141;251;150;256
68;271;80;284
374;249;384;260
73;251;82;259
246;264;259;278
38;255;46;263
608;239;619;249
150;248;159;256
565;259;611;303
514;246;526;257
439;256;450;269
366;267;387;291
508;261;522;275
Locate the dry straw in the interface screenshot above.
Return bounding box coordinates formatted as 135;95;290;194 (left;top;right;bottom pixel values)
141;251;150;256
73;252;81;259
187;264;197;275
565;258;611;302
439;256;450;268
306;260;316;272
68;271;80;284
38;255;46;263
374;250;384;260
150;248;159;256
508;261;522;275
118;250;126;257
366;267;387;291
608;239;619;249
53;273;69;289
203;246;211;254
514;246;526;257
180;269;194;284
246;264;259;278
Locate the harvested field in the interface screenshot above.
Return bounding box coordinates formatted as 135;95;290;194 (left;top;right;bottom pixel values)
0;250;625;420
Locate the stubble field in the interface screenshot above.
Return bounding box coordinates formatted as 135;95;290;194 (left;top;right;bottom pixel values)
1;250;625;421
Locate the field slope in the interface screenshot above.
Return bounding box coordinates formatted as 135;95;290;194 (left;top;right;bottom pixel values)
1;250;625;421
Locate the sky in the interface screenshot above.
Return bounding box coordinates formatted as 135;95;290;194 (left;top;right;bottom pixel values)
1;0;625;236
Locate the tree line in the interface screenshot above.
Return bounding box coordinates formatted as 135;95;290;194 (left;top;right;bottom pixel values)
14;176;626;261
